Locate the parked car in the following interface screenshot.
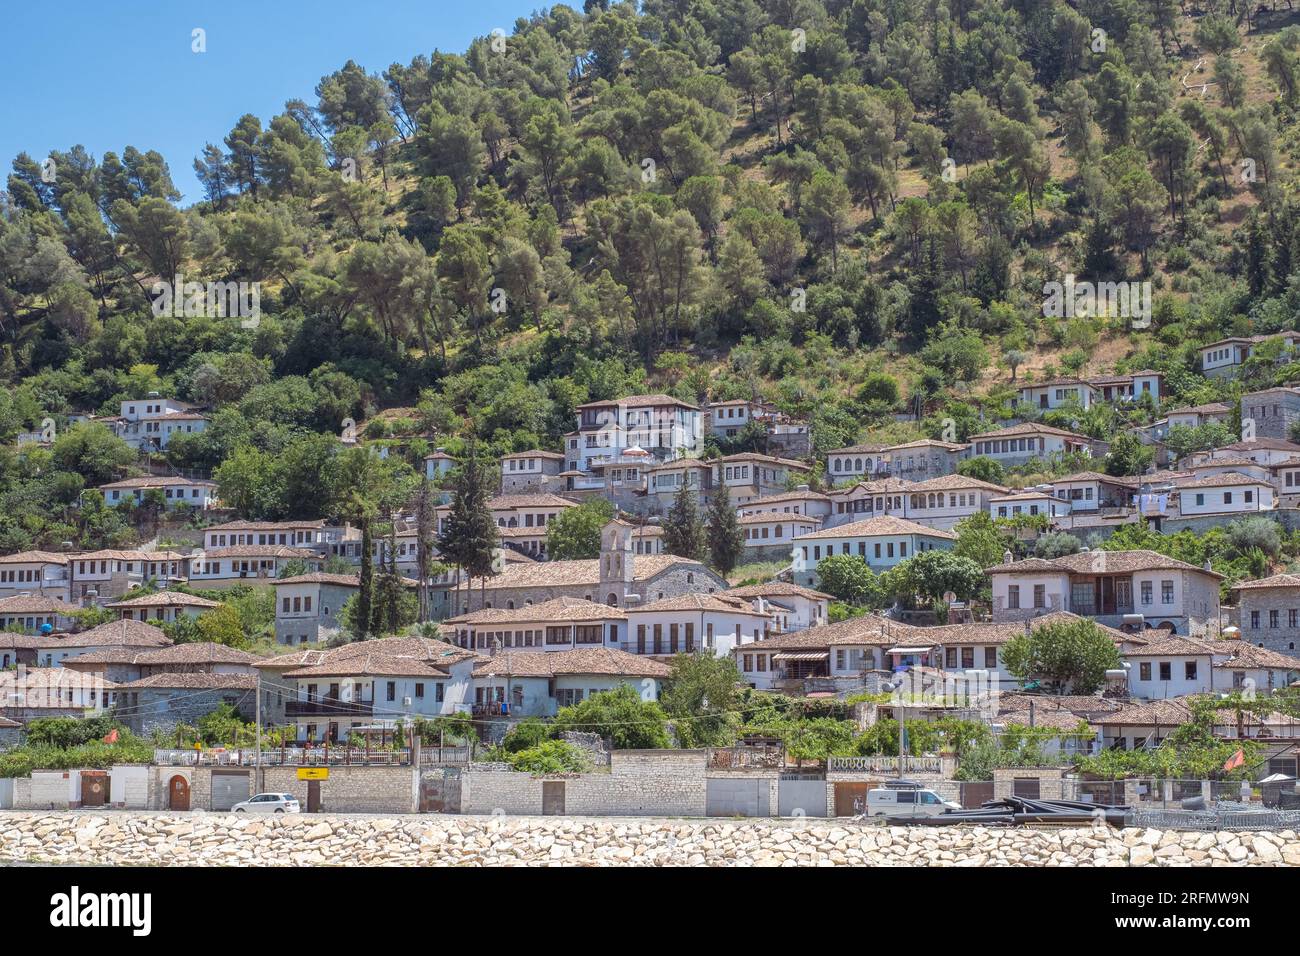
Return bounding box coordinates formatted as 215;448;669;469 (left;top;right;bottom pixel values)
865;782;960;818
232;793;301;814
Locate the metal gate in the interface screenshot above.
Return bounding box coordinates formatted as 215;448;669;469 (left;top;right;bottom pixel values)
1012;777;1041;799
961;781;994;808
834;782;871;817
542;781;565;815
778;775;827;817
706;778;769;817
211;770;250;811
419;770;462;813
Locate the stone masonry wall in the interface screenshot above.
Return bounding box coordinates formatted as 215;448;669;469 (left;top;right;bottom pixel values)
260;766;417;814
2;812;1298;866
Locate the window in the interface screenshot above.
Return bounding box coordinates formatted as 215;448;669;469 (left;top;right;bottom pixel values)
386;682;396;701
1159;662;1171;681
1271;610;1280;629
1161;580;1174;605
1033;584;1045;608
961;647;974;668
945;647;958;667
1252;610;1261;629
984;647;997;668
1007;586;1020;610
1185;661;1197;681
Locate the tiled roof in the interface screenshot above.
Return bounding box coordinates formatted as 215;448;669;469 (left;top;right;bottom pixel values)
1174;472;1271;489
133;643;263;666
1122;636;1220;657
0;595;78;614
0;551;69;565
631;593;767;616
446;597;627;626
106;592;221;609
997;692;1121;719
74;550;190;562
206;519;328;531
114;673;256;690
471;647;671;679
1050;471;1138;485
826;443;889;455
484;494;579;509
0;667;118;690
740;490;832;506
793;515;955;541
1215;439;1300;453
476;554;711;590
98;476;216;489
884;439;967;452
55;619;171;648
201;545;320;559
274;636;480;679
927;612;1134;646
907;474;1007;493
987;550;1220;578
737;512;818;525
575;393;697;410
1233;573;1300;591
500;450;565;461
272;573;415;588
716;453;810;469
1092;698;1195;726
724;582;834;601
1212;643;1300;670
1165;403;1232;416
733;615;924;652
968;423;1091;441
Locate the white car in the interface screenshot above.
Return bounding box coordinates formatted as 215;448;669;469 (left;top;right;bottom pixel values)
232;793;301;814
865;785;961;818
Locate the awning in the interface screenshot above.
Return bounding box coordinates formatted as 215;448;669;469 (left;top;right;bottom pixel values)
887;646;935;655
771;651;829;662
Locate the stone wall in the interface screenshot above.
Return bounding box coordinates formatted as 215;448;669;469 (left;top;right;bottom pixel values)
125;687;256;737
992;767;1065;800
2;812;1298;866
260;765;417;814
461;750;709;816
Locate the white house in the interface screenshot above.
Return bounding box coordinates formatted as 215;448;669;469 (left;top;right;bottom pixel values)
569;393;702;474
626;592;771;657
825;443;890;483
724;581;831;633
112;397;208;450
0;595;79;634
274;636;479;743
424;451;457;481
1199;332;1300;378
713;453;811;505
903;474;1008;531
1174;473;1274;516
97;476;218;510
986;550;1222;637
0;551;71;603
105;591;221;623
738;512;821;558
1044;472;1136;513
500;450;564;493
188;546;323;586
738;489;833;521
1166;402;1233;431
884;439;967;479
791;515;955;584
1122;636;1300;699
69;549;191;603
967;423;1094;467
989;490;1070;520
470;648;670;718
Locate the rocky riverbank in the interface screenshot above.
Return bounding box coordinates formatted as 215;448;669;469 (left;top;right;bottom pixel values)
1;812;1298;866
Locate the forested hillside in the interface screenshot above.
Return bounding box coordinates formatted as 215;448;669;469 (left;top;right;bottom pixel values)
2;0;1299;550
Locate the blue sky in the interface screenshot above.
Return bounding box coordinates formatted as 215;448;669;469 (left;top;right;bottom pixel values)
1;0;544;205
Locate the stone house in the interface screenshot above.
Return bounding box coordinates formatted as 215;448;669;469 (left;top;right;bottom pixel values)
111;673;257;738
713;453;811;506
825;443;890;483
272;572;417;646
1233;573;1300;654
500;450;566;493
1242;387;1300;439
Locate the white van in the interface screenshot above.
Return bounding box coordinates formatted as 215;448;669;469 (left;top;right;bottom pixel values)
865;784;960;818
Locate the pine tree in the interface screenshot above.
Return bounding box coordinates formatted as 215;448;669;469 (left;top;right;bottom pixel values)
663;484;706;559
706;482;743;575
371;524;405;636
414;476;436;622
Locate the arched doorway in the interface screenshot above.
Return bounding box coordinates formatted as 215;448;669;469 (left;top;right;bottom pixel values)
168;774;190;811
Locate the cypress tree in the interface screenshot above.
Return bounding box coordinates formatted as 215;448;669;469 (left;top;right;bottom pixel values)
355;519;374;641
706;482;744;575
663;483;706;559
